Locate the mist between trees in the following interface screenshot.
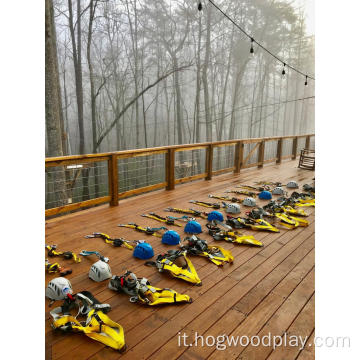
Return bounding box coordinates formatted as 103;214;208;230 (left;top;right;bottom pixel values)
45;0;314;209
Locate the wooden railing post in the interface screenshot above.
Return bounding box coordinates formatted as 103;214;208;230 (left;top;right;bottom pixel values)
292;137;298;160
257;140;265;168
166;148;175;190
276;138;283;164
205;144;214;180
108;154;119;206
234;141;244;173
305;135;311;149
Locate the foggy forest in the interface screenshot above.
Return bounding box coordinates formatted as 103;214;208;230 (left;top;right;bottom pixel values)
45;0;315;209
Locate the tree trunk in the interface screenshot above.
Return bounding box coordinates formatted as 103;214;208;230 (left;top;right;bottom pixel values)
45;0;67;207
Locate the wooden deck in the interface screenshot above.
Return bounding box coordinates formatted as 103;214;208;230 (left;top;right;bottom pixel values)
45;159;315;360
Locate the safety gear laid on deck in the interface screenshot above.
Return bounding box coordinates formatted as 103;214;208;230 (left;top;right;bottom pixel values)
255;181;282;187
85;233;134;250
237;184;259;191
164;207;208;219
286;215;309;227
207;210;224;222
189;200;221;209
162;230;181;245
46;245;81;263
182;235;234;266
224;202;241;214
109;271;192;305
283;205;308;217
133;241;154;259
226;215;280;233
208;194;242;203
273;213;300;229
205;221;232;236
118;223;167;237
80;250;109;263
45;259;72;276
286;181;299;189
145;250;202;285
272;187;285;195
167;215;196;222
46;277;73;301
184;220;202;234
242;197;257;207
226;189;257;197
303;184;315;193
212;230;263;247
50;291;125;352
141;212;182;227
258;191;272;200
89;260;112;282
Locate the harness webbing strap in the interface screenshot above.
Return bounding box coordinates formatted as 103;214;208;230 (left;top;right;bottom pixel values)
141;213;182;227
117;224;165;237
85;233;134;249
46;245;81;263
189;200;221;209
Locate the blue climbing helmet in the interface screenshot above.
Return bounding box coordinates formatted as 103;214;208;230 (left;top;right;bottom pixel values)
207;211;224;222
258;190;272;200
162;230;181;245
184;220;202;234
133;241;154;259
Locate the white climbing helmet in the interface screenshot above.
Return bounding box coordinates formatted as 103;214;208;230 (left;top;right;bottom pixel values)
89;260;112;282
45;277;73;301
225;203;241;214
272;186;285;195
286;181;299;189
242;197;256;207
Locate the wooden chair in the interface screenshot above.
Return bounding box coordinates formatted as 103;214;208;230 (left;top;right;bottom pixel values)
298;149;315;170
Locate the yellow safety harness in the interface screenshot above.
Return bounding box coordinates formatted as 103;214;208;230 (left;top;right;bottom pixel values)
212;230;263;247
146;250;202;285
141;213;182;227
50;293;126;352
227;216;280;233
109;271;192;305
226;189;257;197
283;205;308;217
182;235;234;266
273;213;300;229
85;232;134;249
164;207;208;219
118;223;166;238
45;259;72;276
208;194;242;203
189;200;221;209
46;245;81;263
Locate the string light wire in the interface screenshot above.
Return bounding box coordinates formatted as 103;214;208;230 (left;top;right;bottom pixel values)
206;0;315;81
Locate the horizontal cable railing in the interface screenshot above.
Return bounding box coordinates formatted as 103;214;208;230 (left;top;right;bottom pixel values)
45;133;314;217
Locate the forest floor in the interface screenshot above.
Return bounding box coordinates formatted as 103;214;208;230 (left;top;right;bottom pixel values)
45;159;315;360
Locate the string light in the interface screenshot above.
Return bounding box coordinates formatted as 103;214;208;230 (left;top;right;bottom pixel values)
206;0;314;85
198;1;202;11
305;75;308;86
282;63;286;77
250;38;254;55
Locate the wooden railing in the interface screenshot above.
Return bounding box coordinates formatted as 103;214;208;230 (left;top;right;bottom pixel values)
45;133;314;217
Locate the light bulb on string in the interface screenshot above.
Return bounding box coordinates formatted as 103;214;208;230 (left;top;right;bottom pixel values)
304;75;308;86
250;38;254;55
282;63;286;77
198;1;202;11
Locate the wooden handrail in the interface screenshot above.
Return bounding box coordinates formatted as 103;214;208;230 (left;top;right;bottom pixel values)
45;133;314;217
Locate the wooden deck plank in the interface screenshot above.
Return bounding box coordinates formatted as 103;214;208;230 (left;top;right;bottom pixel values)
149;237;314;360
266;295;315;360
45;160;315;360
206;269;315;360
